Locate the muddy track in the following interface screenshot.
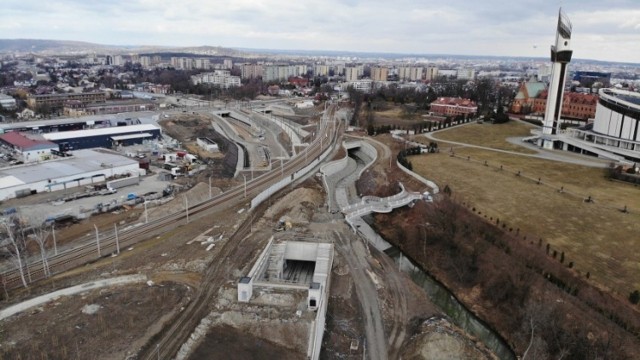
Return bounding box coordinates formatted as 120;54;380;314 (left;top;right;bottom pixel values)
138;204;261;360
333;230;388;360
377;249;408;358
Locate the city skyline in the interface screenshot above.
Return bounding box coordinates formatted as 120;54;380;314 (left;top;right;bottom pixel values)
1;0;640;63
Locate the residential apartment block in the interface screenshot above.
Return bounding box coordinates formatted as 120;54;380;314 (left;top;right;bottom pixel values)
398;66;423;81
191;70;241;88
342;79;373;93
26;91;107;110
314;64;330;77
193;58;211;70
371;67;389;82
345;66;362;82
63;100;156;117
241;64;264;80
264;65;306;82
457;68;476;80
425;66;439;81
0;94;17;110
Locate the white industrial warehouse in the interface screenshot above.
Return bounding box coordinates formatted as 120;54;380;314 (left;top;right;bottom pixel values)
0;149;142;200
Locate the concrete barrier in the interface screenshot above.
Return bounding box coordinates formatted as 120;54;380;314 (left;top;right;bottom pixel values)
250;144;333;209
396;160;439;194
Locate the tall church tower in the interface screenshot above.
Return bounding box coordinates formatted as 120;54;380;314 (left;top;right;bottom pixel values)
540;9;573;149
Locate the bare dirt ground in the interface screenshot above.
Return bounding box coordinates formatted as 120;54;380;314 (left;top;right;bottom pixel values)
190;325;303;360
401;317;496;359
1;116;501;360
373;106;429;127
0;282;189;360
0;176;249;358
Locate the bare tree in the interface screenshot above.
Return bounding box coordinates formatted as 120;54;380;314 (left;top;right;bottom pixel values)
2;217;29;288
519;299;552;360
30;225;51;278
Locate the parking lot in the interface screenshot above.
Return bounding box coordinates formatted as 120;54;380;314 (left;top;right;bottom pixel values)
4;166;172;226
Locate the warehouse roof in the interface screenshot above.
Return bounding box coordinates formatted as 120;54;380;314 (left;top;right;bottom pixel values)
42;124;160;141
0;149;139;186
0;132;57;151
111;133;153;141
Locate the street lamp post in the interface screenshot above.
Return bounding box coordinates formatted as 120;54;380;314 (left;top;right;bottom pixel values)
114;223;120;254
51;224;57;256
209;176;212;199
242;174;247;198
184;196;189;224
144;201;148;223
94;224;101;257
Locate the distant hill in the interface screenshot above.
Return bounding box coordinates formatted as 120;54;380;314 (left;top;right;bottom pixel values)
0;39;124;54
1;39;637;67
0;39;247;57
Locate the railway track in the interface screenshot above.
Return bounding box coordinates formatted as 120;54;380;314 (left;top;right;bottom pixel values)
0;105;340;292
140;206;256;360
138;104;341;360
1;104;340;360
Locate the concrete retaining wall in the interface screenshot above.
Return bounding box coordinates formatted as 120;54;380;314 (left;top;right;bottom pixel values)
307;251;333;360
396;160;439;194
250;144;333;209
319;153;349;178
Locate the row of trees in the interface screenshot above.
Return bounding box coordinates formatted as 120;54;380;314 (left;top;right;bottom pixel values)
346;77;516;128
373;199;635;359
2;216;54;293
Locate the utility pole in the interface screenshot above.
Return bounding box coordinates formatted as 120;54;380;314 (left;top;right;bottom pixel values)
209;176;212;199
114;223;120;254
184;195;189;224
94;224;101;257
51;224;57;255
242;174;247;198
280;158;284;179
144;201;148;223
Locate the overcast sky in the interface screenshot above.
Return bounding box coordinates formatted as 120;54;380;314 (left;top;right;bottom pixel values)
1;0;639;63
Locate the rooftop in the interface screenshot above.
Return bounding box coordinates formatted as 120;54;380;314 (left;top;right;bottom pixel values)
0;132;57;150
0;149;139;187
432;97;477;107
603;89;640;106
42;124;160;141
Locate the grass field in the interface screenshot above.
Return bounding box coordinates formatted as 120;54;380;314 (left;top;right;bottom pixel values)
430;122;538;154
373;105;425;124
412;145;640;294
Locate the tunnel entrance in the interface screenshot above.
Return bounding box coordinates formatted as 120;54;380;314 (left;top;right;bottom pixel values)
283;260;316;284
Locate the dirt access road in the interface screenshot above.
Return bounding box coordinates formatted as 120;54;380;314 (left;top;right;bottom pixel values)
333;228;388;360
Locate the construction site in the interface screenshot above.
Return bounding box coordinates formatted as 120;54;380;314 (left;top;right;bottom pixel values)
0;102;499;360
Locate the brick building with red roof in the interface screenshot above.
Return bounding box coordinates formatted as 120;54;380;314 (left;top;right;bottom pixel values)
430;97;478;117
510;81;598;121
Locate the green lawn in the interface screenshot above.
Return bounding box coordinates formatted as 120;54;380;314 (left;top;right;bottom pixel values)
429;121;538;154
412;149;640;293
